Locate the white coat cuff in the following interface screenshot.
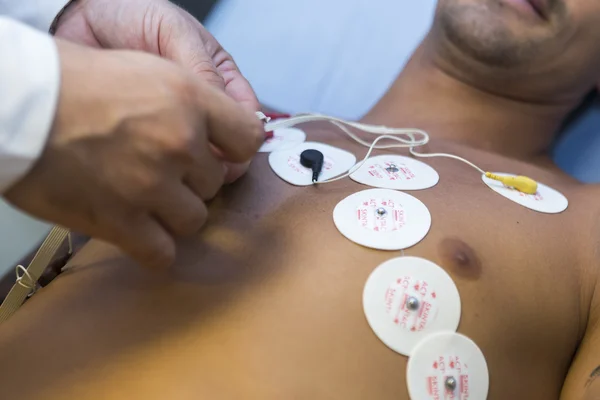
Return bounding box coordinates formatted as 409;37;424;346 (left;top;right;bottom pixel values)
0;18;60;192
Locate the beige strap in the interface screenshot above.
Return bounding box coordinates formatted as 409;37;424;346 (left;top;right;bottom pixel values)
0;226;69;324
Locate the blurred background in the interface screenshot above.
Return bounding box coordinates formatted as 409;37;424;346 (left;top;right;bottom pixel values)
1;0;599;276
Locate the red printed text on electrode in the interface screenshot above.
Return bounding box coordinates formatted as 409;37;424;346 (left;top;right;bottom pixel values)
367;162;416;181
383;276;437;332
426;355;471;400
356;198;406;232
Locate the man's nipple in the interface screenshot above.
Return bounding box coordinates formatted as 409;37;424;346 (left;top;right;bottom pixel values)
437;237;482;280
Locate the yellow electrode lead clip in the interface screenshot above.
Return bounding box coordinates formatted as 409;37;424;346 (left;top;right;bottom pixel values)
485;172;538;195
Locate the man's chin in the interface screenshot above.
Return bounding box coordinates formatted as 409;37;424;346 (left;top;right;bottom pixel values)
438;0;561;68
439;7;535;68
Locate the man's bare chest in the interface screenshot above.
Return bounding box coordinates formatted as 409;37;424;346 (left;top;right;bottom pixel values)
186;145;588;398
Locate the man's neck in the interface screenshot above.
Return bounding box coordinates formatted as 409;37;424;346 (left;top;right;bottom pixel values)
363;42;576;161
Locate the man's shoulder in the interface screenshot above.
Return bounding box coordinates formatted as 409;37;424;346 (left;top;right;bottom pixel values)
574;182;600;214
581;185;600;234
591;184;600;201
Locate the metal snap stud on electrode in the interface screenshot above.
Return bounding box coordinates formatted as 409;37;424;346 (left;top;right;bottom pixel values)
406;296;420;311
445;377;457;392
376;207;387;217
386;163;399;173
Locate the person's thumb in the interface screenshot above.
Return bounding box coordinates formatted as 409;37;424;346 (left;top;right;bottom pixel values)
154;7;259;111
157;12;225;90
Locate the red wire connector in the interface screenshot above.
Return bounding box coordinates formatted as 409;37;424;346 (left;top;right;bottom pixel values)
263;112;291;120
263;112;291;140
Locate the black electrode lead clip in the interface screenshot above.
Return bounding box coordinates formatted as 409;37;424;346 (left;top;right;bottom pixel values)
300;149;324;183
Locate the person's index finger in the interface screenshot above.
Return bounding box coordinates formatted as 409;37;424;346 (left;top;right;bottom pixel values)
203;87;265;163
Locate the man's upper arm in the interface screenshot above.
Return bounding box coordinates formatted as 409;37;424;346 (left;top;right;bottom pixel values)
562;222;600;400
562;315;600;400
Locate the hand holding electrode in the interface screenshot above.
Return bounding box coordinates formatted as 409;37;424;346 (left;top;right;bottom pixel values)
52;0;260;183
4;40;264;269
0;0;267;268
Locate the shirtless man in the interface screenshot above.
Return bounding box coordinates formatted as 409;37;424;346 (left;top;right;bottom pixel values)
0;0;599;398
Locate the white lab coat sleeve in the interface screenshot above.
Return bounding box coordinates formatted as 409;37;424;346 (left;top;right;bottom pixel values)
0;0;68;32
0;17;60;192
